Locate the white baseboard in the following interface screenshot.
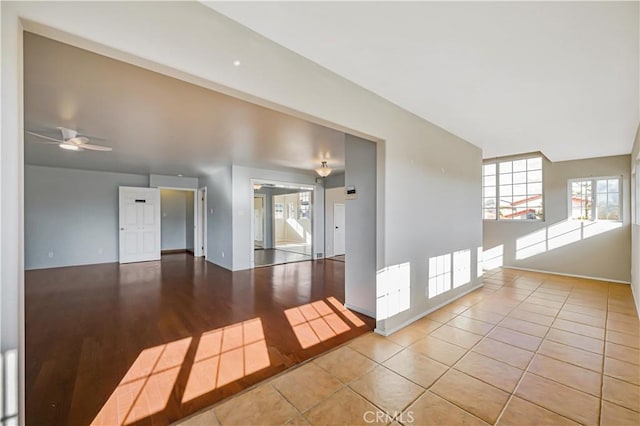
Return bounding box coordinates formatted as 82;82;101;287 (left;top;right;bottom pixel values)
503;266;631;284
374;283;484;336
344;303;375;319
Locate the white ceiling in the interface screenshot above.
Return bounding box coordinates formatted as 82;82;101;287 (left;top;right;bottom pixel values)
208;1;639;161
24;33;345;177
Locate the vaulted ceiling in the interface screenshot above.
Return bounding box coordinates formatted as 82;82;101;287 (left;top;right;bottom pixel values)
208;1;639;161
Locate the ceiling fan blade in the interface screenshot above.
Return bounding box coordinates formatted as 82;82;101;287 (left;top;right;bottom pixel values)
25;131;64;144
76;133;107;141
80;143;113;152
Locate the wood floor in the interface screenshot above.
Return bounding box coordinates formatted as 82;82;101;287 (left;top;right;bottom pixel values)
253;248;312;267
25;254;374;425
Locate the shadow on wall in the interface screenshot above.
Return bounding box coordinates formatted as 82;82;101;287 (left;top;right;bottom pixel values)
483;219;623;271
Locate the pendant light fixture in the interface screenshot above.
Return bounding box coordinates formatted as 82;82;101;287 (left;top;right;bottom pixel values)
315;161;332;178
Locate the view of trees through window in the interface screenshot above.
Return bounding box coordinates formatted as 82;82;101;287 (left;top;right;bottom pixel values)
483;156;543;220
570;177;620;221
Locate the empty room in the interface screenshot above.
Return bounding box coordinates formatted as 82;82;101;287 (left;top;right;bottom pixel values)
1;1;639;426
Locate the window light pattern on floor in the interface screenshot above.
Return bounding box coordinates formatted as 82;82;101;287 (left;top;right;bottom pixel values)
285;298;366;349
181;318;269;403
285;300;351;348
91;337;192;425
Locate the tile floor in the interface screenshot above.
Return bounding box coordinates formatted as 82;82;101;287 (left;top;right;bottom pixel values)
177;268;640;426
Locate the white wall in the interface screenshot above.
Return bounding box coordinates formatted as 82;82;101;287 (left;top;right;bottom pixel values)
25;165;149;269
325;187;345;257
199;167;233;270
160;189;187;251
631;125;640;315
1;4;483;417
231;165;324;270
484;155;632;283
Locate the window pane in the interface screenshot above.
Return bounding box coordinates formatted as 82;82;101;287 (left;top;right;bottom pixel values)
483;209;497;220
483;175;496;187
483;198;496;208
527;157;542;170
608;207;620;221
597;180;607;193
608;179;619;193
513;172;527;184
608;193;619;207
528;182;542;194
513;184;527;196
500;173;512;185
484;186;496;197
499;162;512;173
500;185;513;196
528;170;542;182
513;160;527;172
483;164;496;176
596;194;607;220
528;197;543;208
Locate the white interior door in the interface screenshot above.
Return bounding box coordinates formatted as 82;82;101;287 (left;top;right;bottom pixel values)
334;203;346;255
119;187;161;263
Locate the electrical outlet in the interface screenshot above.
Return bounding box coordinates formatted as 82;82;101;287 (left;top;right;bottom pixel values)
48;251;54;258
98;248;103;255
221;251;225;258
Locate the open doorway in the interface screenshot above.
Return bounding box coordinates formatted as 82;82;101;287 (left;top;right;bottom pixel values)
252;181;314;267
158;187;207;258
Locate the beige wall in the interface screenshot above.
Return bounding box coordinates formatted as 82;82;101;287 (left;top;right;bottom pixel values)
484;155;631;282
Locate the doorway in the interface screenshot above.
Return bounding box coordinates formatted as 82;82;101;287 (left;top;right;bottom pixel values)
252;181;314;267
155;187;206;258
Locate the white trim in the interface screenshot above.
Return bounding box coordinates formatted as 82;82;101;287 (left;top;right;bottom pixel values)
197;187;207;259
344;303;375;319
503;266;631;284
374;283;483;336
253;193;266;249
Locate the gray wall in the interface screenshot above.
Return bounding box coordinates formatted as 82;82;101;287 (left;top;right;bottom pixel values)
25;165;149;269
160;189;187;251
324;172;345;189
186;191;194;251
345;135;377;316
150;173;198;189
200;167;233;270
484;155;631;282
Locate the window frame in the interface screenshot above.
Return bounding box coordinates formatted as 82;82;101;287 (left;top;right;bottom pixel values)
567;176;622;223
483;156;545;222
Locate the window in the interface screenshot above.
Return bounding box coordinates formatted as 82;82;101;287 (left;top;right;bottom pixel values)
483;156;543;220
299;192;311;219
274;203;284;219
570;177;621;221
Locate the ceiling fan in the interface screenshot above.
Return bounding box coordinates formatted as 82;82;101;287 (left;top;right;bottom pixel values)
25;127;112;152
